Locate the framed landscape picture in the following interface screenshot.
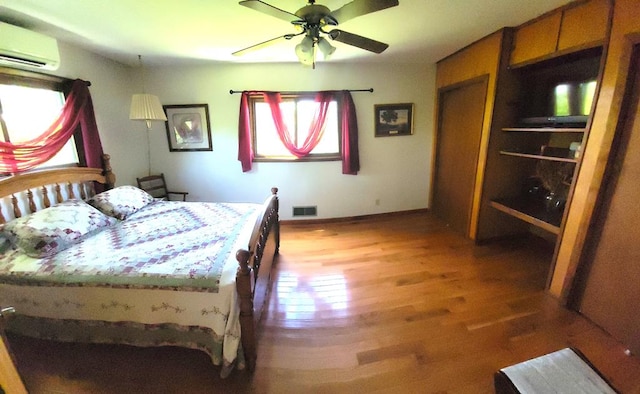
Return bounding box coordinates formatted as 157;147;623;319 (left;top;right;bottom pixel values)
164;104;212;151
374;103;414;137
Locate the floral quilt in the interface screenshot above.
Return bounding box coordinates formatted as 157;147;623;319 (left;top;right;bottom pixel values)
0;200;262;375
0;200;260;292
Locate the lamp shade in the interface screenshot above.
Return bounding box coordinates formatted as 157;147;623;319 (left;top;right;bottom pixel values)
317;37;336;59
130;93;167;129
295;35;314;66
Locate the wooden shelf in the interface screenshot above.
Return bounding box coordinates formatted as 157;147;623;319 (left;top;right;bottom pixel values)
502;127;586;133
500;150;578;163
490;198;561;235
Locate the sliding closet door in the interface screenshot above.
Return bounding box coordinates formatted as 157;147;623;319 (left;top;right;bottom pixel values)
579;50;640;355
433;78;487;235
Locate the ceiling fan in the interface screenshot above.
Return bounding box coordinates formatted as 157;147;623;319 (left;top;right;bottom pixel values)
233;0;399;67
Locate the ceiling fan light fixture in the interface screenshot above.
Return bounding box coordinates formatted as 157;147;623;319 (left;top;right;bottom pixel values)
295;35;314;65
317;37;336;59
295;35;313;55
235;0;397;66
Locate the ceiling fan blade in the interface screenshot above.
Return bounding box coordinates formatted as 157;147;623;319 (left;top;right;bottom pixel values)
233;34;294;56
328;29;389;54
239;0;300;23
329;0;399;25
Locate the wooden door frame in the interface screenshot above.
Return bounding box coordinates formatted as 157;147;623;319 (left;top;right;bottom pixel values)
567;40;640;309
557;32;640;303
431;75;489;237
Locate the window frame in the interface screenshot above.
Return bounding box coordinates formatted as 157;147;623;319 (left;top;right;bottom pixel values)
0;66;86;173
248;92;343;162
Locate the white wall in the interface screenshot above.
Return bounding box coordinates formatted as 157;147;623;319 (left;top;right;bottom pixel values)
43;42;436;220
144;62;435;220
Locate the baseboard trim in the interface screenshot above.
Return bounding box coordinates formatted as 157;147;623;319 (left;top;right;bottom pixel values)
280;208;430;225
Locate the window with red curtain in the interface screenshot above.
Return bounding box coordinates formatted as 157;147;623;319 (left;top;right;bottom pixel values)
0;69;104;175
252;92;341;160
238;90;359;175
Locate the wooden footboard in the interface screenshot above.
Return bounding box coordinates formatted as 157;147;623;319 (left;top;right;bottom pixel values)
235;187;280;372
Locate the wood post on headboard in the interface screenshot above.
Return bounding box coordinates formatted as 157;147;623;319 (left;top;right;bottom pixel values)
102;154;115;190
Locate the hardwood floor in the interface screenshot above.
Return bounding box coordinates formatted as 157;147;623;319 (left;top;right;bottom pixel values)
6;211;640;393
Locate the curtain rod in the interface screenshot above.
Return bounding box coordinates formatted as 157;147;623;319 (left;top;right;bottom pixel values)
229;88;373;94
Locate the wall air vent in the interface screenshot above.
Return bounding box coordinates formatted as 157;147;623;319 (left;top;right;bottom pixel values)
293;206;317;217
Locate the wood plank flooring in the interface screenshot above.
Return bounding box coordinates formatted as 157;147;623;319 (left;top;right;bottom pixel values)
6;211;640;393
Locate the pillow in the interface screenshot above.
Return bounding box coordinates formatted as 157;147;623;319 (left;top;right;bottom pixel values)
87;185;154;220
2;200;117;258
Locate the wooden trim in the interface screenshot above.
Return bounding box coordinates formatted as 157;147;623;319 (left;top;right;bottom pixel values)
548;0;618;299
567;43;640;310
280;208;429;226
0;66;68;91
547;37;612;291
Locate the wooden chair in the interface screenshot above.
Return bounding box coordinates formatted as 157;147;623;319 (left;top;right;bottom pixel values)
136;173;188;201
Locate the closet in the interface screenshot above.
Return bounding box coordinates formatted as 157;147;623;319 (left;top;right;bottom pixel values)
435;0;640;357
433;0;611;284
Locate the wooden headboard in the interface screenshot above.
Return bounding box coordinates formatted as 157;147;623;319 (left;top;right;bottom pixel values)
0;154;115;224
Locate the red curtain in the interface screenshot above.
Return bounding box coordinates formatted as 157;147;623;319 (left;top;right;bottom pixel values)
0;79;104;173
263;91;332;158
238;90;359;175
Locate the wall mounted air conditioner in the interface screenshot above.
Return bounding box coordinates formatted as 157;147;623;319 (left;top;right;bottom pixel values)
0;22;60;70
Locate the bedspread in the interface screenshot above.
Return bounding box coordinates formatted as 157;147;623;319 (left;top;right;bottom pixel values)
0;201;258;291
0;200;262;372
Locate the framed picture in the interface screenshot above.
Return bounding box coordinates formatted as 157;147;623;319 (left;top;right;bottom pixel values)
164;104;212;151
374;103;414;137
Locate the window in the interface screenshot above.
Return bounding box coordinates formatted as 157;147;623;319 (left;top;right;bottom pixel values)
249;93;341;161
0;69;79;173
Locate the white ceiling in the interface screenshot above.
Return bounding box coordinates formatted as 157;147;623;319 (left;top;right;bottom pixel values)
0;0;571;67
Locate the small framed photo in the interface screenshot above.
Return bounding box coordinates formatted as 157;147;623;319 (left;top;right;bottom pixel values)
164;104;212;151
374;103;414;137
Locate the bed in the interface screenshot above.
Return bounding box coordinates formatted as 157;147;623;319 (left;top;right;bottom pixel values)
0;154;280;377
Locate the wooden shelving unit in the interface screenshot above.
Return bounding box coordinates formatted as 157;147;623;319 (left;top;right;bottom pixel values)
499;150;578;163
502;127;586;133
489;124;584;235
490;198;562;235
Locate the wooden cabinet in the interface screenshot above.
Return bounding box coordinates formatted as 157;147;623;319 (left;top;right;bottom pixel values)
510;12;561;66
510;0;611;67
557;0;610;52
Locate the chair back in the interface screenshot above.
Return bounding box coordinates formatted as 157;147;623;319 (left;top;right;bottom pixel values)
137;174;171;200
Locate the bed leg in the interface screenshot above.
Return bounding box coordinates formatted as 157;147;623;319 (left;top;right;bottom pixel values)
236;249;257;372
271;187;280;255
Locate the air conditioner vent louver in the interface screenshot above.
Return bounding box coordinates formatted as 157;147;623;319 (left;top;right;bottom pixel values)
293;206;317;217
0;54;47;68
0;22;60;70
